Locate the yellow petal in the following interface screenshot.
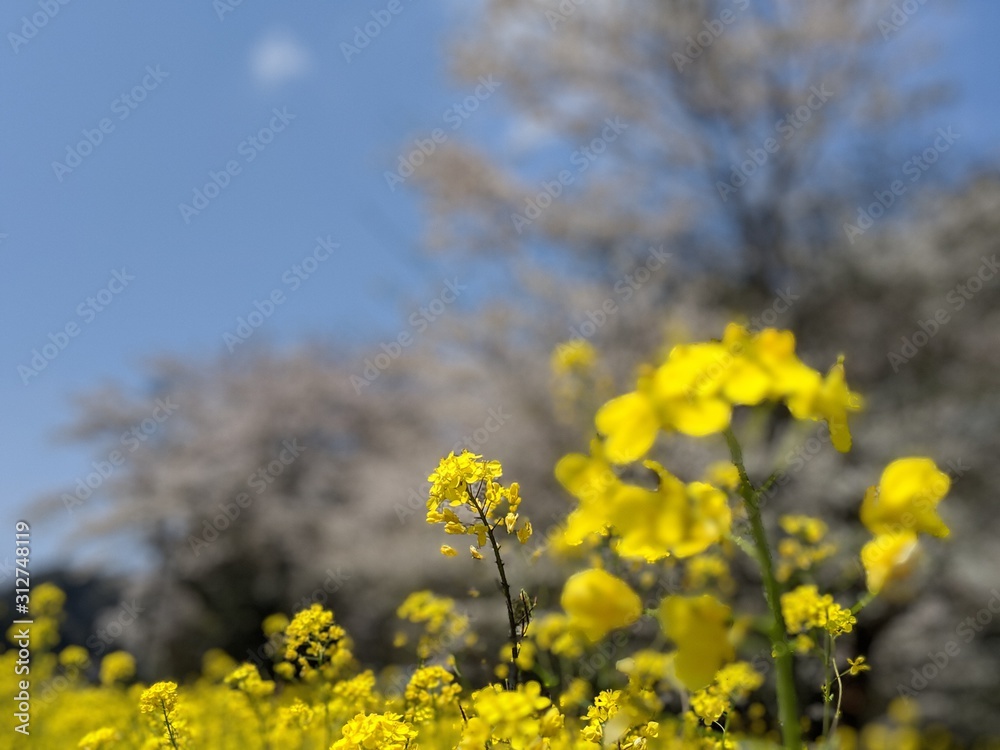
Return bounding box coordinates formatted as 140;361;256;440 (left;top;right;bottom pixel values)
595;392;659;464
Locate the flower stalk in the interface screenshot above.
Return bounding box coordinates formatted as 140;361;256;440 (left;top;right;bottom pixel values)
725;428;801;750
469;484;522;688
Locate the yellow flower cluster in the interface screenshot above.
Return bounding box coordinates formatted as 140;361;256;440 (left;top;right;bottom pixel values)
689;662;763;725
277;603;355;681
395;590;471;661
332;711;417;749
780;584;856;636
464;681;562;748
99;650;136;687
551;339;597;375
594;323;861;463
556;452;731;561
404;665;462;722
138;680;179;715
528;612;589;659
224;663;276;698
77;727;120;750
776;514;837;582
427;451;532;559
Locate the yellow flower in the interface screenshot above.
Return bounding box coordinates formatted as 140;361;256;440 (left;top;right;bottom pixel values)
658;594;734;691
224;662;275;697
470;681;555;747
861;531;921;594
427;450;502;507
440;544;458;557
780;585;855;636
846;656;870;675
650;343;733;436
262;612;290;637
703;460;740;490
59;645;91;670
278;699;315;729
33;582;67;617
860;457;951;538
555;443;620;504
397;591;469;662
595;390;660;464
138;681;178;715
516;521;532;544
551;339;597;375
690;688;729;725
792;634;815;654
78;727;119;749
780;514;828;544
690;661;764;725
404;665;461;722
332;711;417;749
280;603;354;680
606;464;731;561
99;651;135;687
561;569;642;642
786;355;863;452
469;545;483;560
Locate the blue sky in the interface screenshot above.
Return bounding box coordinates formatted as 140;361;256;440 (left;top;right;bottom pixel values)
1;1;998;572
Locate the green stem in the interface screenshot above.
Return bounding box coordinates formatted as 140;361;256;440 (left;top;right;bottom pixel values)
725;428;802;749
851;591;876;615
822;633;833;738
161;702;180;750
469;485;521;689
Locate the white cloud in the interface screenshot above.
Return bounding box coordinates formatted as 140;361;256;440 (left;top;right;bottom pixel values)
249;30;311;89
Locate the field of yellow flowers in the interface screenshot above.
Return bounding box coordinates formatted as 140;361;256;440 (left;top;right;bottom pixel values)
3;324;988;749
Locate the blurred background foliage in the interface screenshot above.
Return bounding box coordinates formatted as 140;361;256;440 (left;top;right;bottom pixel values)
25;0;1000;741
